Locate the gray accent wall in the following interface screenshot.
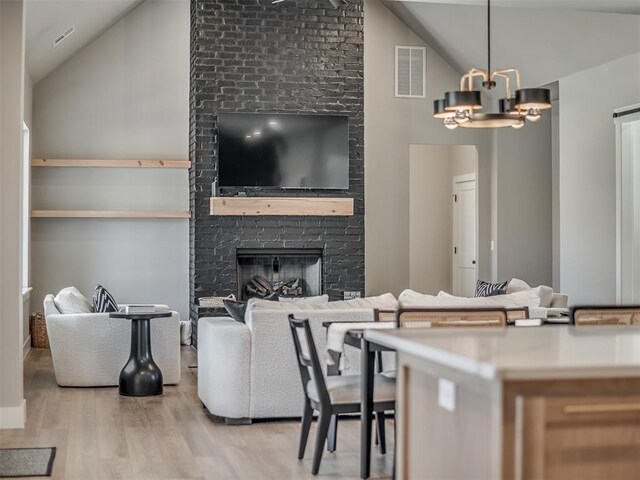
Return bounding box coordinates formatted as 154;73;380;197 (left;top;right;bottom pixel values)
31;0;190;319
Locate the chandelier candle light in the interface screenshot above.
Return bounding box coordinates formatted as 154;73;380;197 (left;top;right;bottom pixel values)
434;0;551;129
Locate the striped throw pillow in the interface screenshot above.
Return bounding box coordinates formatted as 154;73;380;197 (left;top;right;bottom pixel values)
93;285;119;313
475;279;508;297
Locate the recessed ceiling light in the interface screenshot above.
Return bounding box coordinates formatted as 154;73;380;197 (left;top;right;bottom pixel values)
53;26;75;47
254;130;262;136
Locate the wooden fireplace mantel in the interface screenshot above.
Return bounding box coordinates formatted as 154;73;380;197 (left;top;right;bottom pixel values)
210;197;354;216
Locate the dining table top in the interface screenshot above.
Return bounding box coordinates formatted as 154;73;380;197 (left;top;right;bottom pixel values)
364;325;640;381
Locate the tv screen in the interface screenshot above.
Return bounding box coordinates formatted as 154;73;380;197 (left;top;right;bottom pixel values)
218;113;349;189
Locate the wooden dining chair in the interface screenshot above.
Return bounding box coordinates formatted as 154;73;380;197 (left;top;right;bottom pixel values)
571;306;640;326
288;315;396;475
396;307;511;328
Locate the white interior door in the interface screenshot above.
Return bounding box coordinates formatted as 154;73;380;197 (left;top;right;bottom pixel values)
616;108;640;302
453;176;478;297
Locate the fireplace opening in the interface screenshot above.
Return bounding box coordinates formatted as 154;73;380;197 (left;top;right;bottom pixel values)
236;248;323;301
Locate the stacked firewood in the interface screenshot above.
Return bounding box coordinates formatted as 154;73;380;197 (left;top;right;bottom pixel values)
245;275;304;298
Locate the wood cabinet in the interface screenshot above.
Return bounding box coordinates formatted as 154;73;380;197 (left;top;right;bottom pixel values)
396;353;640;480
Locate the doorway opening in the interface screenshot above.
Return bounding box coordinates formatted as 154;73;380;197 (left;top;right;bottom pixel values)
615;104;640;302
409;144;479;295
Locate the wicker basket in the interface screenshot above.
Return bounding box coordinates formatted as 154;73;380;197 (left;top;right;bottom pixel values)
30;312;49;348
198;294;236;308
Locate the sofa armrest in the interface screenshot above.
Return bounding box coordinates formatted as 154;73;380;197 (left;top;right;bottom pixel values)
197;317;251;419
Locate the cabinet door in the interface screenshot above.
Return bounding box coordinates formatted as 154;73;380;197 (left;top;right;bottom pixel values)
517;394;640;480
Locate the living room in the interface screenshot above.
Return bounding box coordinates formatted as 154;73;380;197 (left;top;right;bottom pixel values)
1;0;639;479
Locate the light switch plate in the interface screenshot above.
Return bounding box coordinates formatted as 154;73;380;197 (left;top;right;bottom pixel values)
438;378;456;412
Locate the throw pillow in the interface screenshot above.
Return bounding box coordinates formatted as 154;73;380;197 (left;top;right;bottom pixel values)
226;293;279;323
475;280;508;297
53;287;93;314
506;278;530;294
93;285;119;313
224;299;248;323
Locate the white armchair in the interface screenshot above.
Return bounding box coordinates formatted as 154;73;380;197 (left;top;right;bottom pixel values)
44;294;181;387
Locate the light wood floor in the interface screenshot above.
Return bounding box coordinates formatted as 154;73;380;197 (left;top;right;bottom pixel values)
0;347;394;479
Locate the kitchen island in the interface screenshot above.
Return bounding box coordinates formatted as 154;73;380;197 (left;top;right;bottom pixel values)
365;326;640;480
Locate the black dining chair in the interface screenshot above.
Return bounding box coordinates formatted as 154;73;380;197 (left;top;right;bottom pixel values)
288;315;396;475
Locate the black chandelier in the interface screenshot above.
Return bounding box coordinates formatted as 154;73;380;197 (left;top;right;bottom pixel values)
433;0;551;129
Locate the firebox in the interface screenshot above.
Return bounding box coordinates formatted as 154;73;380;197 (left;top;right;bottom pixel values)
236;248;323;301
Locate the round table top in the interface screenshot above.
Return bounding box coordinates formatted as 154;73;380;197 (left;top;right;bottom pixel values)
109;311;172;320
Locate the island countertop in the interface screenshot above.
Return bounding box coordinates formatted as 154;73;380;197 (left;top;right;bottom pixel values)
364;326;640;381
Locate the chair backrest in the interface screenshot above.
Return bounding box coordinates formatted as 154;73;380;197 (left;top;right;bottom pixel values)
396;307;508;328
571;306;640;326
288;315;330;405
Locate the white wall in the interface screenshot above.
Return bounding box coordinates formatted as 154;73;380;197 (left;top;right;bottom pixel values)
559;52;640;304
0;0;26;429
496;113;553;287
31;0;189;318
409;145;477;294
365;0;493;296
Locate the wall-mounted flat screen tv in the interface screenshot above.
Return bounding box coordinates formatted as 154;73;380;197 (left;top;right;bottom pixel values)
218;113;349;189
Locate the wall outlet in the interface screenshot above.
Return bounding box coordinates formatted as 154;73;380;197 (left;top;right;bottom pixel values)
438;378;456;412
343;291;362;300
490;240;495;251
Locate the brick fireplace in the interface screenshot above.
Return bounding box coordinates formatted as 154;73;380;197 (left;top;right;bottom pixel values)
189;0;364;346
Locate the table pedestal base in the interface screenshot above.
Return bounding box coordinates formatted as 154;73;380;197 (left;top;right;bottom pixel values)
119;318;163;397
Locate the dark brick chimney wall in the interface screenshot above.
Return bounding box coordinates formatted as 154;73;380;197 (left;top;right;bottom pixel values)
189;0;364;346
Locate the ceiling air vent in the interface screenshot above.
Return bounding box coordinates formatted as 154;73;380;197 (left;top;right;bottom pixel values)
53;26;75;47
395;46;426;98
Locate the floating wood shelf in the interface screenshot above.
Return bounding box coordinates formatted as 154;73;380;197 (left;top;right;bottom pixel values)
31;159;191;169
210;197;354;216
31;210;191;219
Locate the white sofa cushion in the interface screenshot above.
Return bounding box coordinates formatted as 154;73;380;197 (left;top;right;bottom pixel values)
506;278;531;293
399;288;541;309
306;374;396;405
53;287;93;314
507;279;554;308
279;294;329;304
251;292;398;312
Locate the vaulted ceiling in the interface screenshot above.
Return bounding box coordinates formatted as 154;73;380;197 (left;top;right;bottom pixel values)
26;0;143;84
383;0;640;87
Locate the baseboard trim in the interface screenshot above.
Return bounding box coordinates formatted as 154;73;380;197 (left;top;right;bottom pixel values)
23;335;31;360
0;399;26;429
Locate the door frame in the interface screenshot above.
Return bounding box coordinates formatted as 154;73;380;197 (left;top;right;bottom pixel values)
452;173;479;296
615;104;640;302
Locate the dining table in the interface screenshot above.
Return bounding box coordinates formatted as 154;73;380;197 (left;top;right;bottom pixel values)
323;316;572;479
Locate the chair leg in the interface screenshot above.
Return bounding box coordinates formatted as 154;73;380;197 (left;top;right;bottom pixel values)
327;414;338;452
376;410;387;454
311;410;331;475
298;400;313;460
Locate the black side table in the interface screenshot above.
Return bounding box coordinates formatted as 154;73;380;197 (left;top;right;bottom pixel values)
110;311;172;397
